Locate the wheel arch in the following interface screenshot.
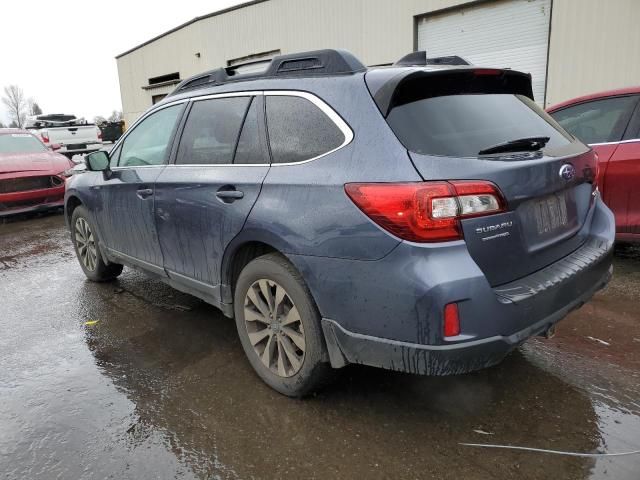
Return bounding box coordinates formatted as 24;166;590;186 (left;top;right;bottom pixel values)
65;193;113;267
65;194;83;228
221;240;279;304
220;229;301;305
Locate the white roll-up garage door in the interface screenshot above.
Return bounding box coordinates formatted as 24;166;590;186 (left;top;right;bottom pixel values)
417;0;551;105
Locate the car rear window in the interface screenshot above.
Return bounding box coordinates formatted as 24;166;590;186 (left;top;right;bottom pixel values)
386;93;573;157
0;134;47;154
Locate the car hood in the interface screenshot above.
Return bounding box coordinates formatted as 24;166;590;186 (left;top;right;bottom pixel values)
0;151;72;175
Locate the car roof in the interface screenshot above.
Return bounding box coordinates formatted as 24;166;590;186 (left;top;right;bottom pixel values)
163;49;492;103
547;86;640;112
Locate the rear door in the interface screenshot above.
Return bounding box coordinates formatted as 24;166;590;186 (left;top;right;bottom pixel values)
368;68;598;286
154;93;270;301
550;94;640;238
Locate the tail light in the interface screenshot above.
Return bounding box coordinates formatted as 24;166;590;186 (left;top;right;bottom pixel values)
344;181;506;242
97;128;102;141
41;131;49;143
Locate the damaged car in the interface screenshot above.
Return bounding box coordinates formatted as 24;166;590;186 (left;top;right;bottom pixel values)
1;129;75;216
65;49;615;396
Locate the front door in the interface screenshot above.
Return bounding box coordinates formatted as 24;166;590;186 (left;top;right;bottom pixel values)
154;94;270;301
92;103;184;270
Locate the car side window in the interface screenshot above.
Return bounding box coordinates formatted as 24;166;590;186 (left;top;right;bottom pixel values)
176;97;250;165
234;97;266;164
550;96;639;144
266;95;344;164
119;104;182;167
109;144;122;168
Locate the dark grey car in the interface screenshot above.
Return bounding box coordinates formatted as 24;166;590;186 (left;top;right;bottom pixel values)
65;50;614;396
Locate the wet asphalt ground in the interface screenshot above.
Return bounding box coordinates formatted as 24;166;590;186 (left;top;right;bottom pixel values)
1;211;639;480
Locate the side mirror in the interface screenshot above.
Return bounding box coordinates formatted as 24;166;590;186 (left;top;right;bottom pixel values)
86;150;110;172
50;143;62;151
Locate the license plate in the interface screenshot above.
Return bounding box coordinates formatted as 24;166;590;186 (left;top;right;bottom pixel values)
533;193;568;235
67;144;87;150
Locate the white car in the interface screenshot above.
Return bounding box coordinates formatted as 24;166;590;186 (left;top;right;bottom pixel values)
25;114;103;159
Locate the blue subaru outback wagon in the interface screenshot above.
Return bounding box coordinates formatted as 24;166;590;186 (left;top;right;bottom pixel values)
66;50;614;396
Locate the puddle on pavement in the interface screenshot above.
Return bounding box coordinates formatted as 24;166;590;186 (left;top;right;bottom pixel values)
1;214;639;479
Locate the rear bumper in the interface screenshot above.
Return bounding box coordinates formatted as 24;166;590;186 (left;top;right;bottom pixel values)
290;197;615;375
322;261;611;375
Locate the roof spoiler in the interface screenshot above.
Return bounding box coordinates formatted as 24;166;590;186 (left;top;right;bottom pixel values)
369;69;534;117
169;49;366;96
394;51;471;67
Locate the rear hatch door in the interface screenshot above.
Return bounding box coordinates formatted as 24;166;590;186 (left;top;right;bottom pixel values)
366;67;597;286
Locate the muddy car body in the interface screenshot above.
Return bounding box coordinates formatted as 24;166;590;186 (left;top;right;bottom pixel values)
65;49;615;396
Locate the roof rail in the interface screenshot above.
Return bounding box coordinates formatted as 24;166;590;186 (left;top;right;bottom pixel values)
394;51;470;67
169;49;366;96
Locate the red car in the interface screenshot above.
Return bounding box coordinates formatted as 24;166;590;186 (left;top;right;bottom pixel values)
0;129;75;216
548;87;640;242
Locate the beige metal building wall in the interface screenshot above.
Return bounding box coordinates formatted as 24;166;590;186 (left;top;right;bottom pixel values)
545;0;640;107
116;0;472;125
116;0;640;125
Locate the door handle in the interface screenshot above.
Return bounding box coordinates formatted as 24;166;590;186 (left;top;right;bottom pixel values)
216;190;244;202
136;188;153;199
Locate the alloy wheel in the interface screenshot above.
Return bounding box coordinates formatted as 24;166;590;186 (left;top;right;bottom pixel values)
244;279;306;377
75;217;98;271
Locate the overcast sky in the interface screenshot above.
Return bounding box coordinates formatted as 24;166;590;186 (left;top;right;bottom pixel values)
0;0;243;124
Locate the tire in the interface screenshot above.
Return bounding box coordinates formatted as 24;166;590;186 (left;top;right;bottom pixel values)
234;253;334;397
70;205;123;282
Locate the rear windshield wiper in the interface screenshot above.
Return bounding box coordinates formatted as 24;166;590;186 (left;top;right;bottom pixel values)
478;136;550;156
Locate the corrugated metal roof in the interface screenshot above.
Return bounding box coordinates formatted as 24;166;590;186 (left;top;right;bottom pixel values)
115;0;270;59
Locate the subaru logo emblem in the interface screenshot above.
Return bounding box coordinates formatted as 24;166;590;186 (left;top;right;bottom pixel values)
559;164;576;181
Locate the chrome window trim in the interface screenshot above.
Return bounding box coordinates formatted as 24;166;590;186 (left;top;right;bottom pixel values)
189;90;263;101
110;98;189;152
589;138;640;147
110;165;167;170
109;99;189;170
165;89;354;168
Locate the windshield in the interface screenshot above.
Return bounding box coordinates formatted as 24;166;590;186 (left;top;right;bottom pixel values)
0;134;48;154
386;94;574;157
